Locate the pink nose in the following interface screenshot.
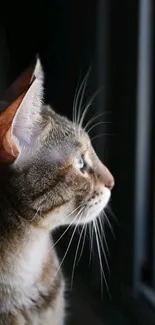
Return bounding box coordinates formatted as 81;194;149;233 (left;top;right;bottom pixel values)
92;149;115;190
96;158;115;190
105;173;115;190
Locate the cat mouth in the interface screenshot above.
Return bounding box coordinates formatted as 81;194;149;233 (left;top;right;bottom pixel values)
42;187;111;228
78;187;111;224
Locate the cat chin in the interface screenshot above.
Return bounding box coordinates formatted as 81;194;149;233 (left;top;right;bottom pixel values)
72;187;111;225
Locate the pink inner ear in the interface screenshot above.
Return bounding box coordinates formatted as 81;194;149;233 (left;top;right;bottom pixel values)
0;92;26;164
0;60;37;164
3;128;19;158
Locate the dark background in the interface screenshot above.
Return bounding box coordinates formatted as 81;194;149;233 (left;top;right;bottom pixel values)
0;1;155;324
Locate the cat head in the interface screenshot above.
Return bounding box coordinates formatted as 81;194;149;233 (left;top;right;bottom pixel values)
0;59;114;230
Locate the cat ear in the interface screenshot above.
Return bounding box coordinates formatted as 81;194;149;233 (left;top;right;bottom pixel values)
12;78;43;145
32;57;44;81
0;93;26;164
1;78;44;165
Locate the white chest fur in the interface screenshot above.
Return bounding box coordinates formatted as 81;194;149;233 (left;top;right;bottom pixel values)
0;228;65;325
6;229;51;290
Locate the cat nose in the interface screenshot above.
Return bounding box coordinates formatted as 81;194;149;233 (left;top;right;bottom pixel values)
103;166;115;190
95;156;115;190
105;171;115;190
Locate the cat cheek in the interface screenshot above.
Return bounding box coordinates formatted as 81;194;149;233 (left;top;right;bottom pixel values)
65;179;73;188
65;175;79;188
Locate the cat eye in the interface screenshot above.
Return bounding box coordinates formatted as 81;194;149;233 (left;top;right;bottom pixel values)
74;155;86;172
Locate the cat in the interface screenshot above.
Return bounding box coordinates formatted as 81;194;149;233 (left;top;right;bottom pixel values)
0;59;114;325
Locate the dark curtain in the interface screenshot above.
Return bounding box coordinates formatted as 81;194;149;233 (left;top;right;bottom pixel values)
0;1;155;324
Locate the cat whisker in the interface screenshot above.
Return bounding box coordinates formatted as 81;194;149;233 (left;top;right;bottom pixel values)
93;219;110;298
78;92;97;133
91;133;115;142
73;68;91;126
89;222;94;265
48;206;85;252
103;210;115;239
98;215;110;256
71;211;91;286
71;217;86;287
84;112;104;132
96;218;110;274
77;68;91;125
76;220;88;265
51;210;84;284
87;121;112;135
61;203;85;224
72;72;82;124
84;110;113;132
29;208;40;222
106;205;119;225
18;207;40;223
93;219;103;297
78;87;103;133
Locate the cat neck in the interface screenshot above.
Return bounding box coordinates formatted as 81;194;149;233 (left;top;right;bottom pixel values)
0;224;61;313
0;224;55;287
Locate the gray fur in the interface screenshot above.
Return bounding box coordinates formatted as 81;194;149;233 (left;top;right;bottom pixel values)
0;59;114;324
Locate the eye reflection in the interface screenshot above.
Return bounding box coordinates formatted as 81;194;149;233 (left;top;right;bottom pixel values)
74;155;84;170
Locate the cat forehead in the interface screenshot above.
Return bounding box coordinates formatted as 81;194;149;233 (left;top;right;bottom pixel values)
44;108;89;144
38;120;90;167
48;127;89;156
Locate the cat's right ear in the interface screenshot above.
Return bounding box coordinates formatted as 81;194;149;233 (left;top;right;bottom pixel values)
0;93;25;164
32;57;44;81
0;77;44;165
0;57;46;166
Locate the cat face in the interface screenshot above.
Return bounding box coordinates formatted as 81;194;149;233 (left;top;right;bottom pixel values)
0;60;114;230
